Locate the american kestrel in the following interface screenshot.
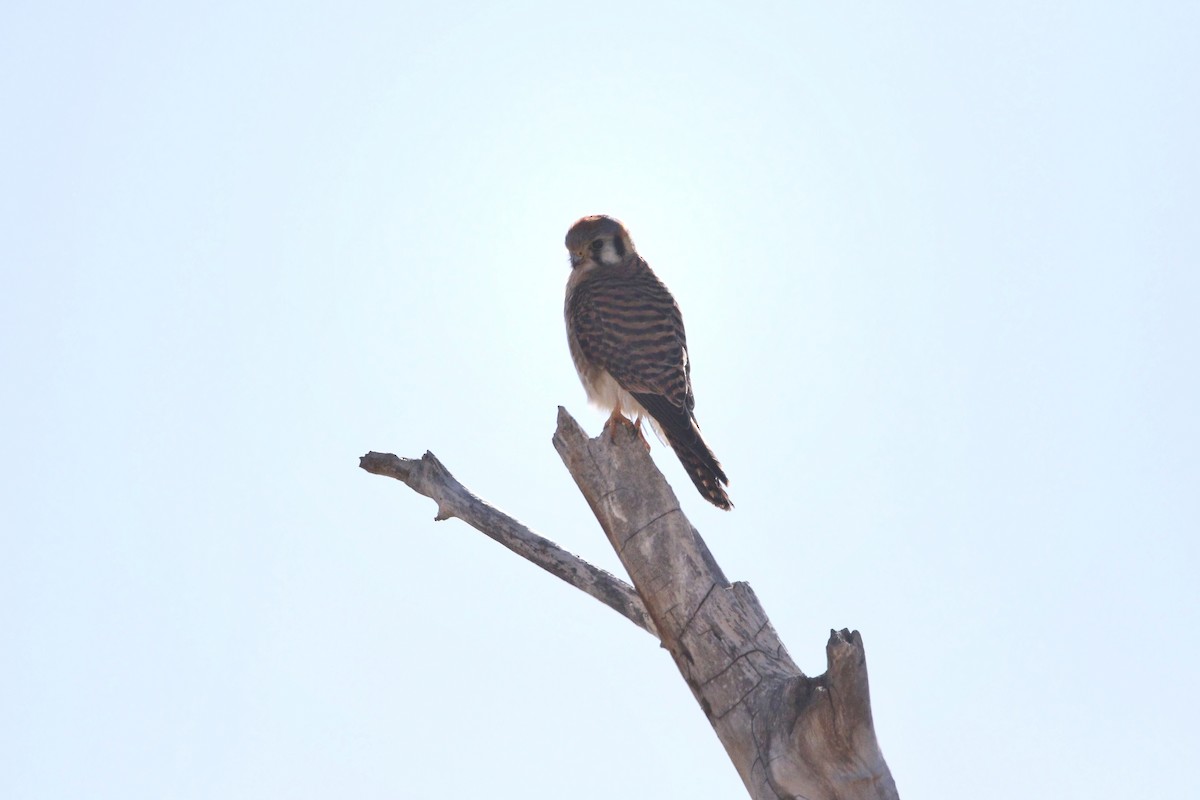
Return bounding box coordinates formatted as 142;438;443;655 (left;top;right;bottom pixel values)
563;214;732;510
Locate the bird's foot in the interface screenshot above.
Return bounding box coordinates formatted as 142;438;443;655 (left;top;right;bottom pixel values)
603;412;651;451
631;414;652;452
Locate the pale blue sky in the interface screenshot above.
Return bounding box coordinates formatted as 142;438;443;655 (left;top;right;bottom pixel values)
2;2;1197;798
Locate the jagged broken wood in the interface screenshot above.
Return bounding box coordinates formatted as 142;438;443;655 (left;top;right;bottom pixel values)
360;407;899;800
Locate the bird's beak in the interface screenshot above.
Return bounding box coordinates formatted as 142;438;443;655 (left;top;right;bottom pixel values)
568;249;584;268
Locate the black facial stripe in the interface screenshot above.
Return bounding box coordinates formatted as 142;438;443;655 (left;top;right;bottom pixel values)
613;237;626;258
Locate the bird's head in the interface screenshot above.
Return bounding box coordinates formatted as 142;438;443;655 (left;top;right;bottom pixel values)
565;214;635;269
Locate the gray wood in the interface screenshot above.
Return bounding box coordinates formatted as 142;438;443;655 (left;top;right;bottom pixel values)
359;449;656;636
361;408;899;800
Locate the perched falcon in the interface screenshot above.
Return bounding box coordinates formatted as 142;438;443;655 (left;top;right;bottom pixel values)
563;214;732;510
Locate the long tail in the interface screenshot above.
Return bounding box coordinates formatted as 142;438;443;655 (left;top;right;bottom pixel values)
670;428;732;510
634;393;732;510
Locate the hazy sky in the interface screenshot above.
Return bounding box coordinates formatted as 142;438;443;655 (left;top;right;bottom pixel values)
3;2;1197;798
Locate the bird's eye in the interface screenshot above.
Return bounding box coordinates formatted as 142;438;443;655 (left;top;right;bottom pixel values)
589;239;605;255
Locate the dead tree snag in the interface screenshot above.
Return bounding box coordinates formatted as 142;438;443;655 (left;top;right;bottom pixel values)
360;407;899;800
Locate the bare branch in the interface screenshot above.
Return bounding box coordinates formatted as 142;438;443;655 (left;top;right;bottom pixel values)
551;408;899;800
359;450;657;636
361;407;898;799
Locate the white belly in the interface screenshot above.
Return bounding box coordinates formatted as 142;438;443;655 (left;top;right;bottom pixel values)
583;368;648;417
577;367;667;444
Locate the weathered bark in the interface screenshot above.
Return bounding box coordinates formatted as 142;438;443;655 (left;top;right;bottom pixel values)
359;449;656;636
361;408;899;800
